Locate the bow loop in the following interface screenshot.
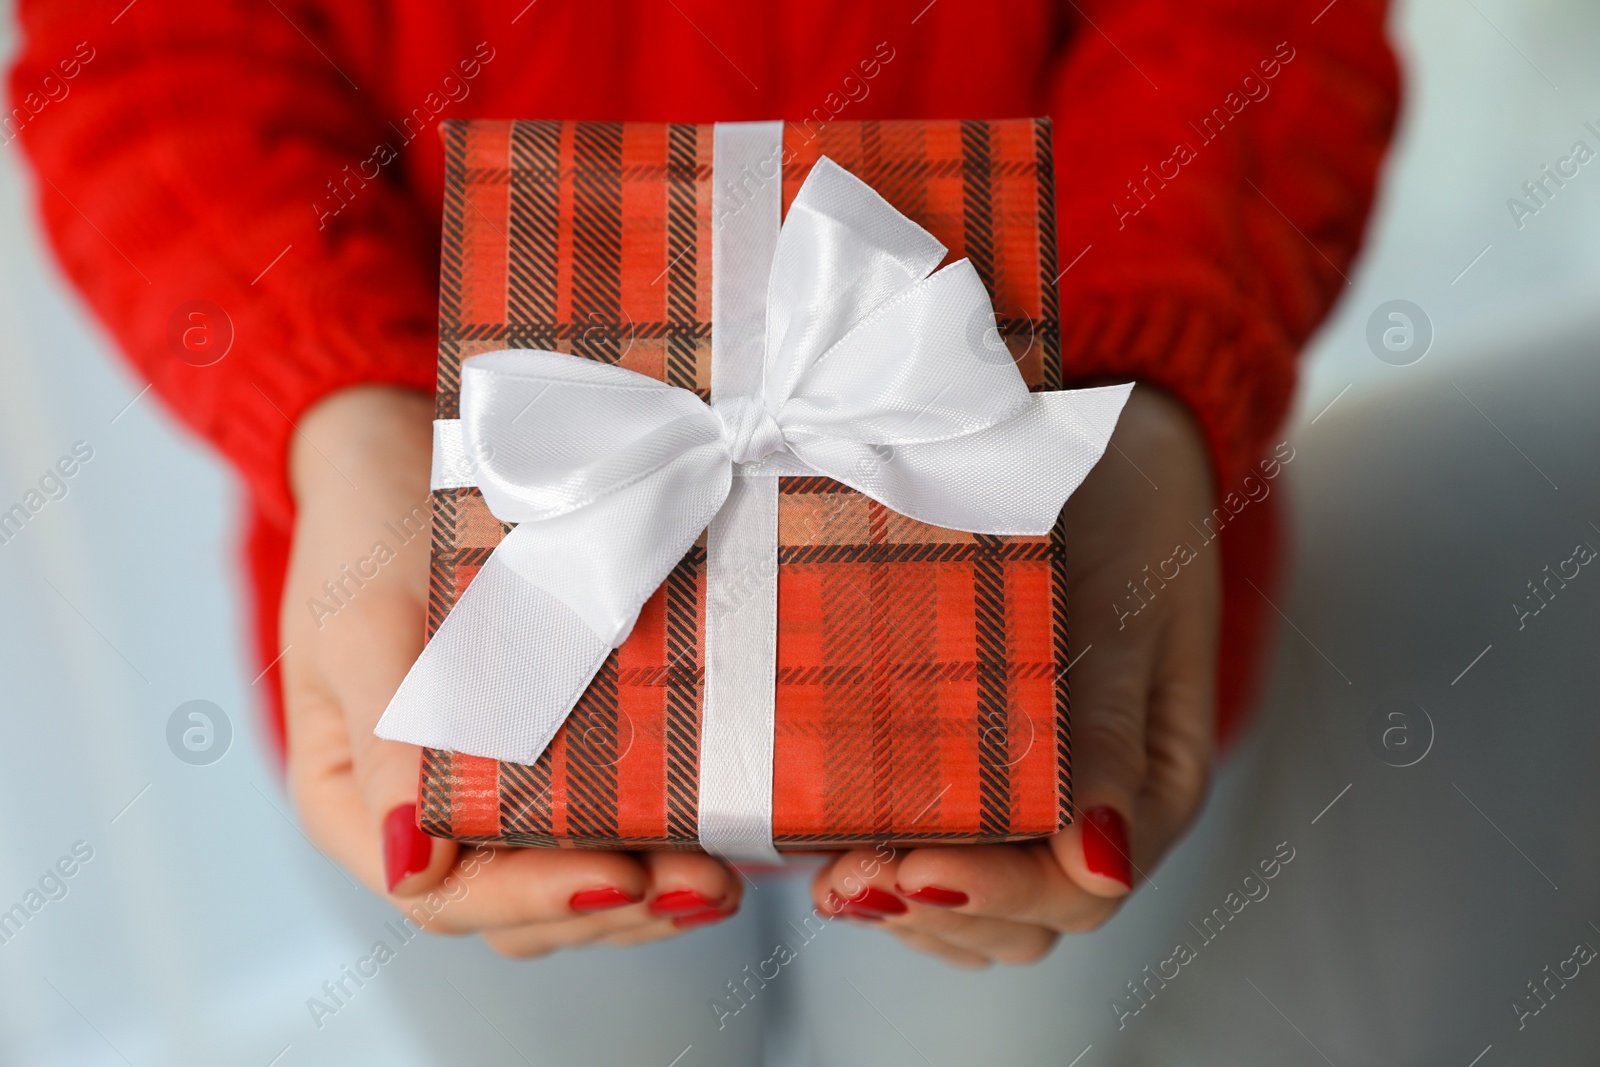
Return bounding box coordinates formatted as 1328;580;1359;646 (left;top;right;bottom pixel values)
761;157;949;408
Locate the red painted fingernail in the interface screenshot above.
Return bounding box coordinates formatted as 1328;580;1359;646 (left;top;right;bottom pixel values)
569;886;641;912
1082;806;1133;889
673;907;736;929
382;803;434;892
824;891;889;921
649;889;721;916
897;884;969;908
847;886;908;916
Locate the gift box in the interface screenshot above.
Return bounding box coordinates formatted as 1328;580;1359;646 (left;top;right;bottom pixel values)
417;117;1076;850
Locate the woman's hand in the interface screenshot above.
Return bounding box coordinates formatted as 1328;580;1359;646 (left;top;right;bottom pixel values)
280;386;741;957
809;385;1221;966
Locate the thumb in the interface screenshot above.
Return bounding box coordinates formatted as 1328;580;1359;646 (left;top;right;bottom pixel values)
1053;643;1150;899
331;585;460;898
353;733;460;897
329;561;457;897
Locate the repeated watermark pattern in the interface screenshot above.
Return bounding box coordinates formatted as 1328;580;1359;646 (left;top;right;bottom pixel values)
312;42;499;230
305;504;429;628
710;844;896;1031
794;41;897;143
1505;120;1600;230
2;40;96;145
11;7;1600;1065
165;700;232;766
1114;441;1296;630
1512;536;1595;631
1364;698;1435;769
712;40;898;234
1511;931;1596;1031
306;846;496;1030
1365;299;1433;366
1110;841;1297;1029
0;841;95;948
0;441;95;549
166;300;234;367
1113;42;1297;230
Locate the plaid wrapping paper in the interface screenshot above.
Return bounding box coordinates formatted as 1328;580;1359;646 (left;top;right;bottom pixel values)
420;118;1071;850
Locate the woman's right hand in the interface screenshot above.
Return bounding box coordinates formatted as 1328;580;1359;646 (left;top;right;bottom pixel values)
278;386;742;956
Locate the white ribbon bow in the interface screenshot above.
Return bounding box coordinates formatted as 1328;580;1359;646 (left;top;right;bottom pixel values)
376;148;1130;859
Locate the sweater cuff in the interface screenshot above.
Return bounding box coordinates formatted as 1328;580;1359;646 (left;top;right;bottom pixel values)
1057;283;1296;494
191;241;438;531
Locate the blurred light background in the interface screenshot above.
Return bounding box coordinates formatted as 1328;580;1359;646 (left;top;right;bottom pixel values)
1;1;1597;1064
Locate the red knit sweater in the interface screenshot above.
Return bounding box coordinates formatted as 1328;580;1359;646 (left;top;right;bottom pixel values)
10;0;1399;758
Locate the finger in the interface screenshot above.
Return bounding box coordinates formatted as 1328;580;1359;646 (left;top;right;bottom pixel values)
399;846;659;934
889;910;1059;965
840;882;1059;964
481;912;674;960
811;850;1065;961
887;927;992;969
1135;605;1217;855
595;919;688;948
279;549;457;898
282;681;459;897
374;760;454;897
480;861;747;957
640;851;745;922
890;843;1118;933
280;389;461;898
1054;630;1153;898
1052;387;1221;901
810;848;906;920
305;578;467;898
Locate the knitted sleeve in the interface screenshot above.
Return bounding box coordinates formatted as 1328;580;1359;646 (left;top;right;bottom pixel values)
1049;0;1400;486
9;0;438;529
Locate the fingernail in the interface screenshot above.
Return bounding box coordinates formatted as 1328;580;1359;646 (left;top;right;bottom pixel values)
1082;806;1133;889
847;886;908;916
649;889;722;916
896;884;969;908
825;891;888;921
569;886;641;913
673;907;736;929
382;803;434;892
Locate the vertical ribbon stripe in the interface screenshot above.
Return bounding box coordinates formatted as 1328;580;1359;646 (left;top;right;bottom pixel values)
700;121;785;863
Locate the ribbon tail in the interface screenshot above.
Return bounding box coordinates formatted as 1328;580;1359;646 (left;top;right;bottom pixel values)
790;382;1135;536
375;527;614;765
699;472;783;864
379;425;732;765
1034;381;1133;470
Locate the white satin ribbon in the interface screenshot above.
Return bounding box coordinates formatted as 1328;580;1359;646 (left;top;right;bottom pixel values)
700;122;786;862
376;125;1132;862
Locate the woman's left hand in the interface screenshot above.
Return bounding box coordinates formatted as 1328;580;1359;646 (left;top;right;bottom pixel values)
809;386;1221;966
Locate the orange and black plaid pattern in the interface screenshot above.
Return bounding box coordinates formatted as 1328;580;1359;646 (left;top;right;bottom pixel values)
421;119;1070;849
